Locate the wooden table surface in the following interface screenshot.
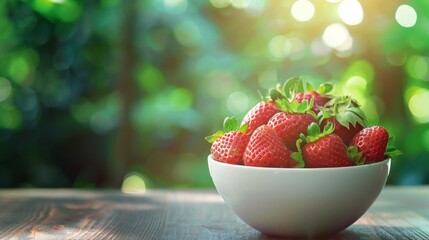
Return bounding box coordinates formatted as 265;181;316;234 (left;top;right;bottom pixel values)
0;187;428;240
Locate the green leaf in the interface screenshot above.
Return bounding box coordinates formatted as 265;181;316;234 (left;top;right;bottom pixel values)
296;137;303;153
306;82;315;92
317;83;334;94
275;99;290;112
205;131;225;143
347;145;365;165
297;77;306;93
386;149;403;157
239;122;249;133
322;122;334;135
336;114;349;128
291;152;305;168
307;122;321;138
270;88;284;101
386;136;402;157
223;116;239;132
297;99;308;113
282;77;301;99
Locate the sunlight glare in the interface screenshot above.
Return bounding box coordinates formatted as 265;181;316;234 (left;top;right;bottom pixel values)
291;0;315;22
322;23;350;48
395;5;417;28
338;0;364;25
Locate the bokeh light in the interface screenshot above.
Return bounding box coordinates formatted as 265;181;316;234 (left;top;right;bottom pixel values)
210;0;230;8
406;55;428;81
395;4;417;28
164;0;188;14
322;23;350;48
338;0;364;26
291;0;315;22
0;78;12;102
227;91;249;114
408;89;429;123
268;35;292;59
121;172;147;194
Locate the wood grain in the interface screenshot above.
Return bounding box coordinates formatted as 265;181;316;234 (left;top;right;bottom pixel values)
0;187;428;239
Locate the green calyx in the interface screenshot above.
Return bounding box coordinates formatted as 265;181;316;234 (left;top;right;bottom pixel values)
268;77;334;102
299;122;334;145
318;95;366;129
347;145;365;165
275;98;316;117
205;116;248;143
291;122;334;168
386;136;402;157
282;76;334;100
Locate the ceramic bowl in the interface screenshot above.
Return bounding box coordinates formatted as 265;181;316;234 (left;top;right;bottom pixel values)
208;155;390;237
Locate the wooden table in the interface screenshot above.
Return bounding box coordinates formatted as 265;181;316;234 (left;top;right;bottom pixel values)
0;187;428;239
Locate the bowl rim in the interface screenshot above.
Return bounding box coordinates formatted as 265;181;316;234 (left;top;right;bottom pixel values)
208;154;391;171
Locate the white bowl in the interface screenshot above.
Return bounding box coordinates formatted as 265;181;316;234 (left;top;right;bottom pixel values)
208;155;390;237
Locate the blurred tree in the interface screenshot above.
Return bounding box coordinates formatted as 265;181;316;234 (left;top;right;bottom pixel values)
0;0;428;188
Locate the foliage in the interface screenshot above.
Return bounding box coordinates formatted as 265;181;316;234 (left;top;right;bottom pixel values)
0;0;428;188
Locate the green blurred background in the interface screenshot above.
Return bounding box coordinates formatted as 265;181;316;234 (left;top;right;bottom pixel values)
0;0;428;189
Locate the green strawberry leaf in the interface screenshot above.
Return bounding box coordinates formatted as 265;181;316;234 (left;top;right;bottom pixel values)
322;122;334;135
335;114;349;128
291;152;305;168
386;136;402;158
307;122;321;139
239;122;249;134
275;99;289;112
296;137;304;154
282;77;301;99
270;88;284;101
317;83;334;94
317;109;332;123
205;131;225;143
306;82;315;92
347;145;365;165
386;149;403;157
297;99;309;113
223;116;239;132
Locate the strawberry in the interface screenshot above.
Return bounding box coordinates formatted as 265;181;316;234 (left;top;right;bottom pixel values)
243;125;298;168
319;96;366;145
295;91;330;113
294;122;352;168
349;126;390;164
241;101;279;134
278;77;333;114
268;99;317;151
206;116;250;165
321;118;363;145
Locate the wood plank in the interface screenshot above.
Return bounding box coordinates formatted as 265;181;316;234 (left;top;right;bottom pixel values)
0;187;427;239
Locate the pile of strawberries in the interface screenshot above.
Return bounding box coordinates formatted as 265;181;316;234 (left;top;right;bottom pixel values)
206;77;401;168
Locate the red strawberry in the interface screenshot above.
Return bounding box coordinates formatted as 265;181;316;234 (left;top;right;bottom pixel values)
268;99;317;151
321;118;364;145
243;125;297;168
207;116;250;165
319;96;366;145
241;101;279;134
294;123;352;168
281;77;333;114
295;91;330;113
349;126;389;164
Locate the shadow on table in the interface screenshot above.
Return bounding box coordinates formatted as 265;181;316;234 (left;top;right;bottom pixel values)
253;224;424;240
